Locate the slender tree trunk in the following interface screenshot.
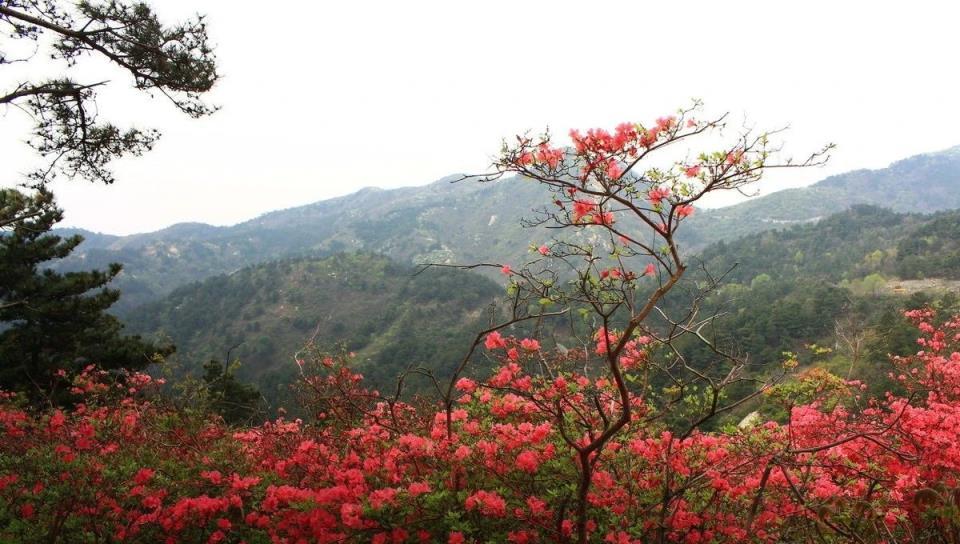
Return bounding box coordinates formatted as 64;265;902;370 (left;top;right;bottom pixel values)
576;451;592;544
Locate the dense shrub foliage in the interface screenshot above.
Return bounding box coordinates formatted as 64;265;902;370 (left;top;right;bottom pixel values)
2;311;960;543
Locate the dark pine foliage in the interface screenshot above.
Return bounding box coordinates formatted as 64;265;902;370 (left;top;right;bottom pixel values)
0;189;170;399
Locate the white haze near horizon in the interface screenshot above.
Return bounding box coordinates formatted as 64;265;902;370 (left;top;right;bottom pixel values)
1;0;958;235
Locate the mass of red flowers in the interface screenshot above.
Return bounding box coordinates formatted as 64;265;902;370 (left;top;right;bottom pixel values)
1;311;959;542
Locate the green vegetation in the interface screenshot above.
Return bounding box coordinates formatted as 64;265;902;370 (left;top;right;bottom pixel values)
0;0;217;185
104;175;960;412
0;0;218;401
684;145;960;245
124;253;502;406
56;177;554;313
119;199;960;418
896;212;960;279
2;3;959;539
199;359;265;425
666;204;960;421
0;189;169;398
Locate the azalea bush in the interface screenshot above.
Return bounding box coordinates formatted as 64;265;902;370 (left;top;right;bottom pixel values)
2;312;960;542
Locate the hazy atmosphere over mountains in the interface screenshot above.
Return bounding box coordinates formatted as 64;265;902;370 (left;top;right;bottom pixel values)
56;145;960;313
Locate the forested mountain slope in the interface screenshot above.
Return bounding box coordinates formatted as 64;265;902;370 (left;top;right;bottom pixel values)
696;205;960;285
673;205;960;393
683;145;960;245
123;253;502;400
58;177;552;312
126;203;960;406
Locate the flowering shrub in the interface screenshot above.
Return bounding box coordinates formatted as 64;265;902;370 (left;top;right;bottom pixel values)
1;312;960;542
465;104;835;543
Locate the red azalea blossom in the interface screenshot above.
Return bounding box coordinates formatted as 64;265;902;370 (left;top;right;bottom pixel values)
648;187;671;206
535;144;564;169
572;200;597;222
2;115;931;543
484;331;508;350
593;211;616;225
408;482;431;496
520;338;540;352
3;315;960;543
726;149;745;165
606;159;623;180
655;116;676;132
639;127;659;147
455;377;477;393
465;490;507;517
133;468;155;486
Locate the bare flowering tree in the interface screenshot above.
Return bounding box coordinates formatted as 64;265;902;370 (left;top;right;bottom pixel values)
429;102;834;543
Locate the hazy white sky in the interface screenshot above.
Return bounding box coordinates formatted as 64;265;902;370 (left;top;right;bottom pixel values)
2;0;959;235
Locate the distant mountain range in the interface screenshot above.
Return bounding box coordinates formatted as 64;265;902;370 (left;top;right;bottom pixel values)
683;145;960;245
55;146;960;313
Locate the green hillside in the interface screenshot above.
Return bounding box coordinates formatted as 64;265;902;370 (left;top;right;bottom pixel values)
684;145;960;245
123;202;960;414
670;205;960;404
123;253;503;403
58;176;552;313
